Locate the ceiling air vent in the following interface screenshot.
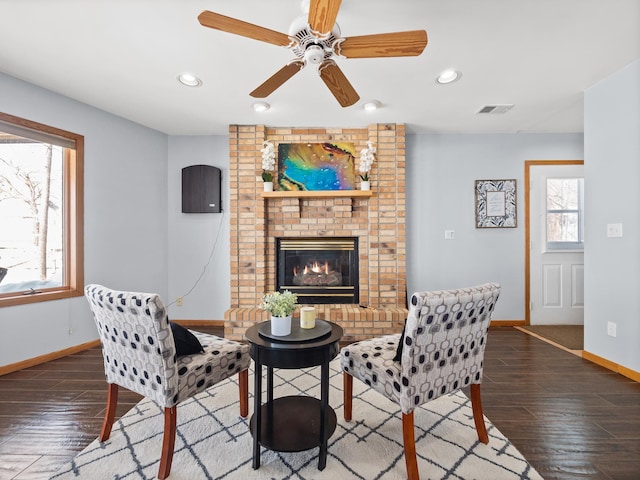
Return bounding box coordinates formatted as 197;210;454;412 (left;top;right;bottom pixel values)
477;104;514;114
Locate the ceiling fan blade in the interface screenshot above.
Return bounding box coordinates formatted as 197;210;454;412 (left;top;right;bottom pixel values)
336;30;428;58
198;10;291;47
318;60;359;107
250;61;305;98
308;0;342;35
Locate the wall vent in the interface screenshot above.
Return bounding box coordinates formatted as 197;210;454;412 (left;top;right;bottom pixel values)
477;104;514;114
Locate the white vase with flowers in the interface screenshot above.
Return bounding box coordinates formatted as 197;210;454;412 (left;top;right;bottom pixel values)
359;141;375;190
261;140;276;192
259;290;298;336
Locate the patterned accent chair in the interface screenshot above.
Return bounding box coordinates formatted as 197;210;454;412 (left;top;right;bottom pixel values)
341;283;501;480
85;284;251;480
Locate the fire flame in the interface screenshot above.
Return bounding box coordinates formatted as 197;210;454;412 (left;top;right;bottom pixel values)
294;261;331;276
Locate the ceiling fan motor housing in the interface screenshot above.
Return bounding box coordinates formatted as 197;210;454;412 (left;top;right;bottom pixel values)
289;15;341;64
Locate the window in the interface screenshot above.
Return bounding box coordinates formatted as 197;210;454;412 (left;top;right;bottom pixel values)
546;177;584;250
0;112;83;307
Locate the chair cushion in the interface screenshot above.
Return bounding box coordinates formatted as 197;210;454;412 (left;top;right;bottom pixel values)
170;322;204;356
341;334;402;406
172;330;251;405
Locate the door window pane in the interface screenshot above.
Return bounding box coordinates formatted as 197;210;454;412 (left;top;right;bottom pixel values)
547;212;579;242
546;178;584;250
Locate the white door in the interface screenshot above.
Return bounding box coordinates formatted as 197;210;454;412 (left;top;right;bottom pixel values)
529;164;584;325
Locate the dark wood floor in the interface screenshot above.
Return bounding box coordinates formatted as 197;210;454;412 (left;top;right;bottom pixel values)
1;327;639;479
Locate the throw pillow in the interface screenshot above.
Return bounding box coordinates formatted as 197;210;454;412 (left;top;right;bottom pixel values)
393;319;407;363
170;321;204;356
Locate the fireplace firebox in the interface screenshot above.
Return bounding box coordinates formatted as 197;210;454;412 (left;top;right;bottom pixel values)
276;238;359;304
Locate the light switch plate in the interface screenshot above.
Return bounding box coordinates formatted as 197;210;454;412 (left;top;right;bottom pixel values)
607;223;623;237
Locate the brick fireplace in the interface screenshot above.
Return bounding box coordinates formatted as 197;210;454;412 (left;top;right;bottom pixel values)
224;124;408;342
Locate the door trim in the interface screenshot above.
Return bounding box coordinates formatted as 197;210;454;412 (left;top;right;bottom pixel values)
524;160;584;325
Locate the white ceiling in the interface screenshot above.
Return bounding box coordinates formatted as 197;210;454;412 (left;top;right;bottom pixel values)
1;0;638;135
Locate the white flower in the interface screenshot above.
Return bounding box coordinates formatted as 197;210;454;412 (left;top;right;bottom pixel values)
358;141;376;179
261;141;276;172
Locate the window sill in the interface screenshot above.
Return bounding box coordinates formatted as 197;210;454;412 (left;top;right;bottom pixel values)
0;287;84;307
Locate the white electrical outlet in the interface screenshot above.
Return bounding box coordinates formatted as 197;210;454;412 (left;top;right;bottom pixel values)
444;230;455;240
607;321;617;337
176;297;183;307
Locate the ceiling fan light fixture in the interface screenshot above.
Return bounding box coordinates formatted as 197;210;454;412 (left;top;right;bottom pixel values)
364;100;381;111
436;69;461;84
252;101;270;112
304;45;325;65
177;73;202;87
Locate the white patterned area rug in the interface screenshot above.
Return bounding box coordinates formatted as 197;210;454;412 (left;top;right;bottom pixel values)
51;359;542;480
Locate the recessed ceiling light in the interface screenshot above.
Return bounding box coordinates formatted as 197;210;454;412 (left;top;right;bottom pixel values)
436;69;461;84
363;100;381;111
252;101;270;112
177;73;202;87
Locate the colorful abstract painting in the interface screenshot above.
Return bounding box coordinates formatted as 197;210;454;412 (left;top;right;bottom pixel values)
277;143;357;191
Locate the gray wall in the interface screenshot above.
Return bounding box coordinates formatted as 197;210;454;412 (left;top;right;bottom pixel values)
164;132;584;325
167;136;230;320
2;60;638;375
584;59;640;372
406;133;584;320
0;73;168;366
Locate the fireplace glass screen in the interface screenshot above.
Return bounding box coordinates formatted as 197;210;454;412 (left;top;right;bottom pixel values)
277;238;358;304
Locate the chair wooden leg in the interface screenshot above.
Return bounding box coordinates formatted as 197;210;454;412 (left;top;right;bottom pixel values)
238;369;249;418
343;371;353;421
158;406;177;480
470;383;489;444
402;411;420;480
99;383;118;441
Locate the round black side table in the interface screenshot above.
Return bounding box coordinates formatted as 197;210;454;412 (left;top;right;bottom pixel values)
244;320;343;470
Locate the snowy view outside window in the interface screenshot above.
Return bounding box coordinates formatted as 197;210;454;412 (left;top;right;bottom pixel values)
546;177;584;250
0;136;64;294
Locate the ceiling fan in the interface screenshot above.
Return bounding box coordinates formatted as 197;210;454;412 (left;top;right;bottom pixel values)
197;0;428;107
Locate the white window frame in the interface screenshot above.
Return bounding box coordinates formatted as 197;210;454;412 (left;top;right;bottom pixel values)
545;177;584;251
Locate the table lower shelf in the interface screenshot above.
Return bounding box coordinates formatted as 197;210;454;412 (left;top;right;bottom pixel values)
249;395;337;452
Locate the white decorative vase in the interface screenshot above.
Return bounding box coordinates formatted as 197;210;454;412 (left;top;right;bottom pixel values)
263;181;274;192
270;315;292;336
360;180;370;191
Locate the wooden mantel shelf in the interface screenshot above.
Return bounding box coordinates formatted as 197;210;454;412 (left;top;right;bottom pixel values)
261;190;373;199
